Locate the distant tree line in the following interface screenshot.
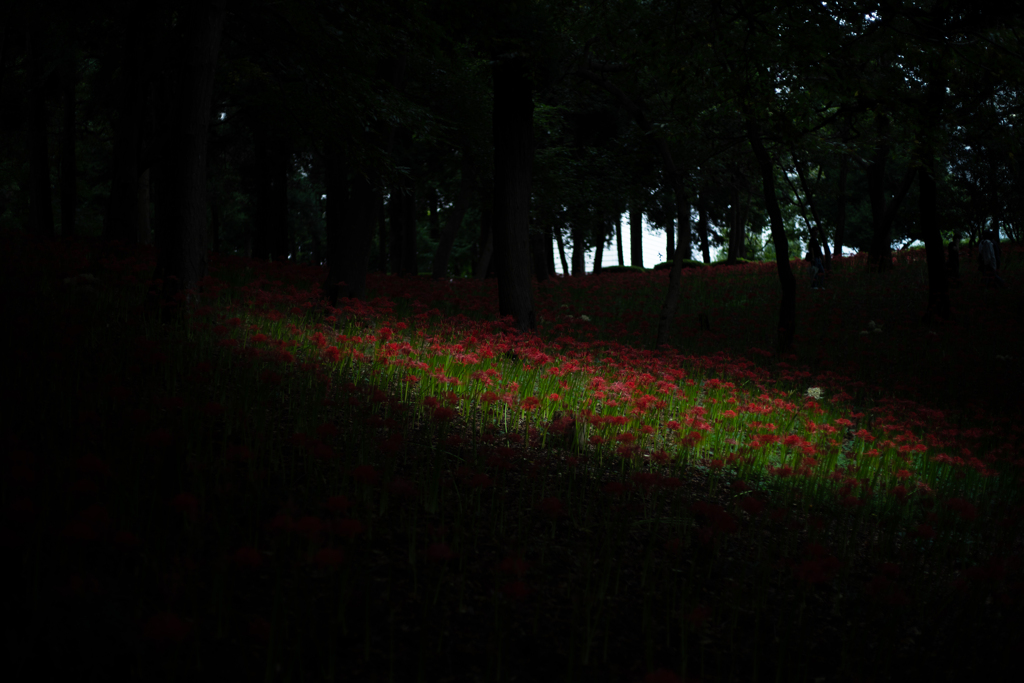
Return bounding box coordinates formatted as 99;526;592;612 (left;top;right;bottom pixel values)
1;0;1020;349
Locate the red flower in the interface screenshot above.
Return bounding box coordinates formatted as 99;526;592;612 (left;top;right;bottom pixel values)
323;346;341;363
314;547;345;569
536;497;564;519
521;396;540;412
232;546;262;570
433;406;457;422
334;518;365;539
500;580;531;600
143;612;191;645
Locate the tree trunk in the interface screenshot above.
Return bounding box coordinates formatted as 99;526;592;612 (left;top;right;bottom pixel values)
592;220;605;272
697;192;710;263
664;218;674;262
432;154;474;278
920;73;950;321
554;226;569;276
344;173;378;298
427;187;440;240
253;129;289;262
571;222;585;276
27;18;54;238
59;39;77;238
475;175;494;279
151;0;226;308
323;148;347;306
615;214;624;266
747;128;797;355
546;225;557;275
492;57;535;331
629;202;643;267
105;8;149;245
835;155;848;261
794;157;830;270
866;114;917;271
137;168;151;244
531;229;549;282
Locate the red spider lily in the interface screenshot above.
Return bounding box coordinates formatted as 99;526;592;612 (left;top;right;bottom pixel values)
913;523;937;539
351;465;379;485
232;546;262;570
651;450;671;464
426;542;455;563
433;406;457;422
738;495;765;516
388;478;418;500
334;518;365;539
686;605;713;628
143;612;191;645
665;420;681;431
480;391;498;404
946;497;978;521
314;547;345;570
731;480;751;492
170;493;199;521
644;668;685;683
423;396;439;409
496;556;530;577
293;516;325;539
521;396;541;412
548;393;560;402
500;580;531;600
325;495;353;513
323;346;341;362
378;327;393;343
536;497;564;519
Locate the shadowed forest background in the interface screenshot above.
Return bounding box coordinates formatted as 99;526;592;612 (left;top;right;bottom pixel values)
3;2;1024;682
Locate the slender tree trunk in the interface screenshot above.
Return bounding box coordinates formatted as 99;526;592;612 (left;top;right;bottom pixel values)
675;197;691;261
835;155;848;262
27;18;54;238
137;168;151;244
323;148;347;306
345;173;377;298
402;179;417;275
865;114;917;271
492;57;535;330
920;72;950;321
629;203;643;267
794;157;830;270
554;226;569;276
432;154;474;278
571;222;585;276
747;128;797;355
59;40;77;238
697;192;710;263
615;215;624;266
531;229;549;282
475;175;494;279
592;220;605;272
546;225;557;275
105;9;149;245
376;190;387;272
427;187;440;240
152;0;226;308
665;219;674;262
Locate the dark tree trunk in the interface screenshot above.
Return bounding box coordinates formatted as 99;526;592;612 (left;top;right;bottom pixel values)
475;175;494;279
27;18;54;238
546;224;557;275
629;203;643;267
727;186;748;263
615;215;624;266
920;73;950;321
105;8;150;245
835;156;848;262
492;57;535;331
402;179;417;275
388;176;416;275
866;114;917;271
252;129;289;262
151;0;226;307
592;220;605;272
432;154;474;278
795;158;830;270
554;226;569;276
323;148;348;306
747;128;797;355
344;173;378;298
697;192;711;263
665;219;674;262
531;228;549;282
137;168;151;244
58;38;77;238
427;187;440;241
571;222;585;276
377;191;387;272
